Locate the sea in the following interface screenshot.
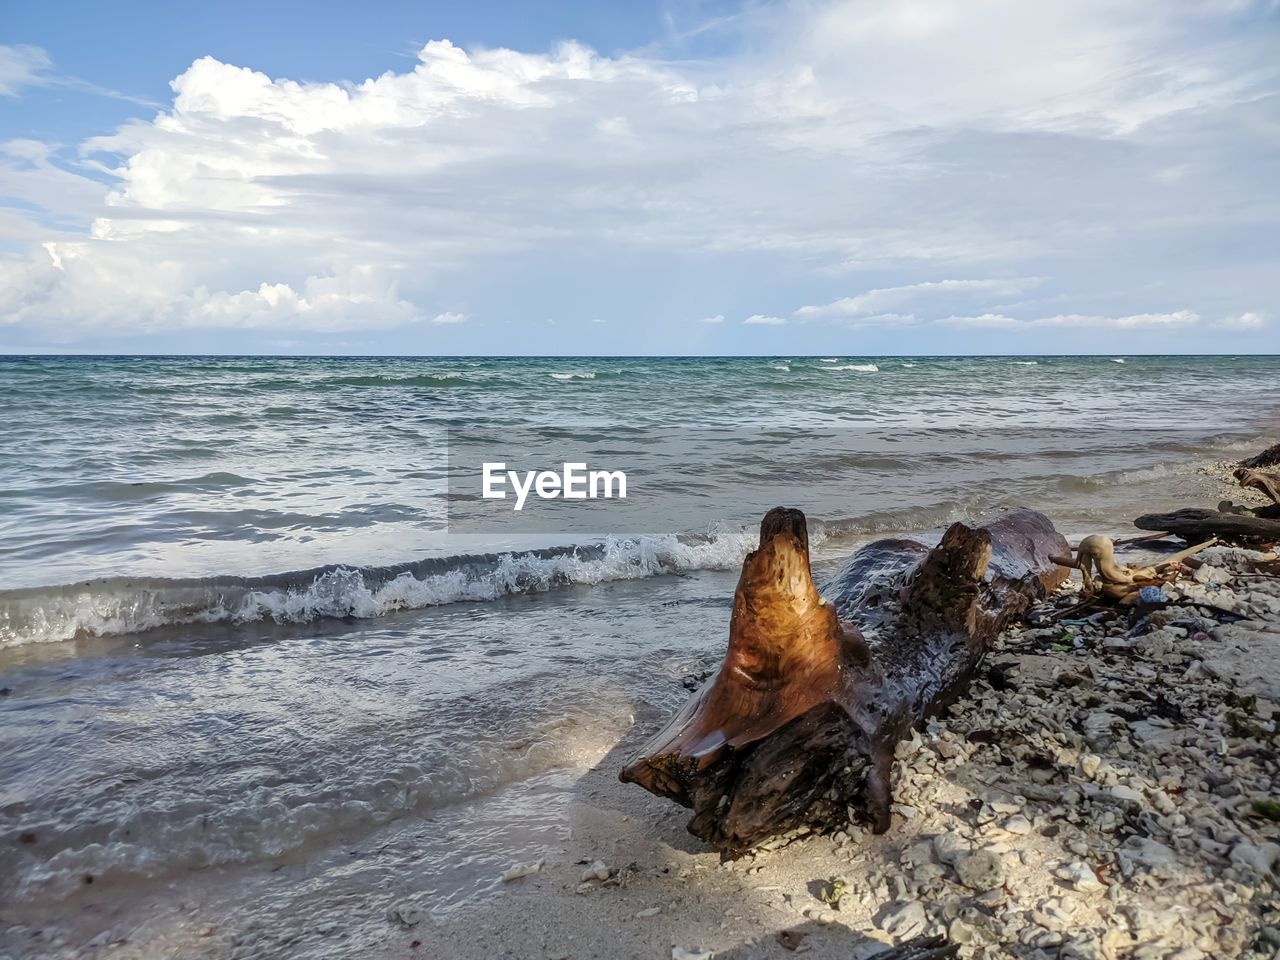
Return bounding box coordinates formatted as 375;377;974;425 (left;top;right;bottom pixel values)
0;355;1276;956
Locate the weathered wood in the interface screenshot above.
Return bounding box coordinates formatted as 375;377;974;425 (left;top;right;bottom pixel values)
1241;443;1280;470
1236;468;1280;505
1135;508;1280;546
620;507;1067;855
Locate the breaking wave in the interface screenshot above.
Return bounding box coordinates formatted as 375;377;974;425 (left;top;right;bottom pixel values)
0;531;759;648
825;363;879;372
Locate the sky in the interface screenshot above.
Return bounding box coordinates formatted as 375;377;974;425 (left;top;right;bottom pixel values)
1;0;1278;356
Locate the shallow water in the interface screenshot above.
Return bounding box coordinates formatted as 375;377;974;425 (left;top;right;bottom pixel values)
0;355;1277;955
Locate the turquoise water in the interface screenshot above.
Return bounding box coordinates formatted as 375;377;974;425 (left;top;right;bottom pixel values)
1;355;1276;646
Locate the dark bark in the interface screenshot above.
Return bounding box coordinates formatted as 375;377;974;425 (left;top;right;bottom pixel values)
875;936;961;960
1135;508;1280;546
619;507;1067;856
1241;443;1280;470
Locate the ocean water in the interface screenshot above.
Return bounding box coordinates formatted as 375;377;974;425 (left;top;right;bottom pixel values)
0;355;1277;955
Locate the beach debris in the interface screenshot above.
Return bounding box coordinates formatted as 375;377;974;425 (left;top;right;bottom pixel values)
868;936;960;959
1236;467;1280;505
501;858;546;882
620;507;1068;855
671;947;713;960
1136;508;1280;547
1241;443;1280;470
634;906;661;918
818;876;848;908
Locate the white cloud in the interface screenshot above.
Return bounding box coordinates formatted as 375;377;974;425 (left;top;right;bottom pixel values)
1221;311;1266;329
0;45;51;97
941;310;1200;329
699;314;725;324
0;3;1275;342
796;279;1040;318
430;311;466;324
744;314;787;325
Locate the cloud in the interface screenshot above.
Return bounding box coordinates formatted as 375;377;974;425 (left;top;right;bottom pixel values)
698;314;725;324
941;310;1200;329
744;314;787;325
0;45;51;97
1220;311;1266;329
0;3;1276;343
430;311;466;324
796;279;1040;318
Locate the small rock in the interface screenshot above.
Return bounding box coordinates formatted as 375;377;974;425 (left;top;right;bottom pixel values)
580;860;611;882
634;906;661;918
1002;815;1032;835
955;850;1006;892
876;900;927;939
1229;841;1280;875
1055;862;1105;894
1109;785;1143;805
502;858;546;882
388;902;424;927
933;830;968;866
672;948;713;960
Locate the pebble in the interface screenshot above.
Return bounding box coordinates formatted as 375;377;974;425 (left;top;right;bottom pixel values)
580;860;611;882
672;948;713;960
1055;862;1106;894
954;850;1006;892
876;900;927;939
502;858;546;882
1002;815;1033;835
933;830;968;866
388;902;424;927
1228;841;1280;876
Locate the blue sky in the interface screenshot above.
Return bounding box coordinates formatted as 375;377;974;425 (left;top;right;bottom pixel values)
1;0;1277;355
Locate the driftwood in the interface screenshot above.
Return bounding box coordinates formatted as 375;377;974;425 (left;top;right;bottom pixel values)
620;507;1067;855
1135;508;1280;546
1237;468;1280;506
1241;443;1280;470
1050;535;1216;592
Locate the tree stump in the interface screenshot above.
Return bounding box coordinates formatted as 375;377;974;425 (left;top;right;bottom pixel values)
620;507;1067;855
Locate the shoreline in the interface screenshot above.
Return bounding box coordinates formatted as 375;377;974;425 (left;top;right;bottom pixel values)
2;452;1279;959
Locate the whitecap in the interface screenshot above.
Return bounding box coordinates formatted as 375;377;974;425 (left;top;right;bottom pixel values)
0;531;760;648
825;363;879;372
549;371;595;380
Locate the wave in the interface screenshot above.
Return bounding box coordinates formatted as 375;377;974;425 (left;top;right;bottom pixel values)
820;357;839;363
0;532;758;648
325;373;471;387
901;363;917;368
769;363;791;372
549;371;595;380
825;363;879;372
1010;361;1039;366
1111;358;1127;364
